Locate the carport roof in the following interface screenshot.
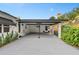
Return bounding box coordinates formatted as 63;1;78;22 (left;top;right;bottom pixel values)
18;19;65;23
0;17;16;25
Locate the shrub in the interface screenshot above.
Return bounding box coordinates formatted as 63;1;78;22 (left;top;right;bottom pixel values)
0;31;18;47
0;36;2;46
61;24;79;46
12;32;18;41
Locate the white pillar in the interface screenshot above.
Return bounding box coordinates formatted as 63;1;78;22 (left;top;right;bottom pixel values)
49;26;52;35
49;25;54;35
52;25;54;35
1;24;4;34
16;22;19;33
16;22;20;38
58;23;61;38
1;24;4;44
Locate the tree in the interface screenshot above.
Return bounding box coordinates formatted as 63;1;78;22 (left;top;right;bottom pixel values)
75;15;79;20
50;16;55;20
66;8;79;21
57;14;66;20
66;11;77;20
50;7;79;22
73;8;79;15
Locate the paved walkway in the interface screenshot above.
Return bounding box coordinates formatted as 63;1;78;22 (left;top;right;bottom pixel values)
0;34;79;55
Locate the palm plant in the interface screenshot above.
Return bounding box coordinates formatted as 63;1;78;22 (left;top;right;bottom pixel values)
57;14;67;20
57;8;79;21
66;12;77;20
73;8;79;15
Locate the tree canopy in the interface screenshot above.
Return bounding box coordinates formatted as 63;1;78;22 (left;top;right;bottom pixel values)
50;7;79;22
50;16;55;20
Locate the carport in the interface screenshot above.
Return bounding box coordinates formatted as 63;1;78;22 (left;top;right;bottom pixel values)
17;19;62;38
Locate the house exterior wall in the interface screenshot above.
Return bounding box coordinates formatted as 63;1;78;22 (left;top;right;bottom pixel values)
0;10;62;38
19;23;29;36
28;25;39;33
0;25;17;37
9;25;18;33
0;11;18;37
19;23;50;36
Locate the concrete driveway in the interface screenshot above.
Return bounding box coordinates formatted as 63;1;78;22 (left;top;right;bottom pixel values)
0;34;79;55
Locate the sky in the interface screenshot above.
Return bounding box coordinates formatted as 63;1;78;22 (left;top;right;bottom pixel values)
0;3;79;19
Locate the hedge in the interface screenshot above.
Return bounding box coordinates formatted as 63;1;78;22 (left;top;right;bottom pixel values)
61;24;79;47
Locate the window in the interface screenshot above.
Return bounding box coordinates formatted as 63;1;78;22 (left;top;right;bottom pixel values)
45;26;48;31
0;24;1;33
4;25;9;32
22;23;24;26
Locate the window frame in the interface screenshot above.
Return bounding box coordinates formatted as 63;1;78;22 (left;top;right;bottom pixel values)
4;25;10;32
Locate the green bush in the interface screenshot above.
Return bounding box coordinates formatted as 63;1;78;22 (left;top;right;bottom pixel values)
12;32;18;41
5;31;14;43
61;24;79;46
0;31;18;47
0;36;2;46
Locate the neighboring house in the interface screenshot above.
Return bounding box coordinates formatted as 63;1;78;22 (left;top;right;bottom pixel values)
0;10;62;38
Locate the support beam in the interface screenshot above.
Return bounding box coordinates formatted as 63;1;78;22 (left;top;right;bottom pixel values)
16;21;21;33
58;23;61;38
49;26;53;35
38;24;40;38
1;24;4;44
1;24;4;34
52;25;54;35
18;22;21;33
